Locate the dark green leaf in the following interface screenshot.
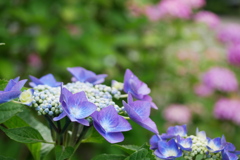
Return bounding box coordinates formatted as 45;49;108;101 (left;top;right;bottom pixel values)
175;157;187;160
4;116;28;128
0;79;8;90
27;143;41;160
82;127;105;143
0;126;45;143
55;145;74;160
0;102;24;124
92;154;126;160
0;155;15;160
113;144;140;154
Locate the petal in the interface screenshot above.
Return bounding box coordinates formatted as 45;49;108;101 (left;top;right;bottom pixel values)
39;74;60;87
0;91;21;104
87;74;107;85
67;67;94;82
222;150;238;160
136;117;159;134
150;134;161;150
4;79;16;91
10;79;27;91
69;91;88;105
13;77;20;82
93;121;124;143
75;118;89;126
123;101;142;122
29;75;43;87
60;87;73;103
53;112;67;121
131;100;151;119
68;101;97;119
123;69;133;93
142;95;158;109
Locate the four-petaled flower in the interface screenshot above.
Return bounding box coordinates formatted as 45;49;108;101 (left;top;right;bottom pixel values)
67;67;107;85
91;105;132;143
0;77;27;104
161;124;187;139
122;93;159;134
29;74;62;87
53;87;97;126
123;69;157;109
154;139;183;160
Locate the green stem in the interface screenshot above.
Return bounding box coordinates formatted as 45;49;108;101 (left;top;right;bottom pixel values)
119;94;128;98
61;118;71;134
44;115;59;133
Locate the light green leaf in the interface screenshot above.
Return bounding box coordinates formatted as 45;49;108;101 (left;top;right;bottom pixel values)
195;154;204;160
27;143;41;160
0;102;24;124
81;127;105;143
0;79;8;90
175;157;187;160
113;144;140;154
55;145;74;160
4;116;28;128
92;154;126;160
0;126;45;143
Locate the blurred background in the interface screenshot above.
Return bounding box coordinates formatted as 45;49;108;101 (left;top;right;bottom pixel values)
1;0;240;159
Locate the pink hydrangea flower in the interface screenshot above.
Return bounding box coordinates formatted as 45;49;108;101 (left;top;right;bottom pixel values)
194;83;214;97
194;11;220;28
163;104;192;124
214;98;240;125
181;0;206;9
202;67;238;92
227;43;240;66
218;24;240;44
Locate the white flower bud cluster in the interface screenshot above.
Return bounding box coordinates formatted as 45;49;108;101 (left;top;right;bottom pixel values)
30;82;123;116
183;135;222;160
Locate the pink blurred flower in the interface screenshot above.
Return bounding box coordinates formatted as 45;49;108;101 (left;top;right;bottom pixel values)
194;11;220;28
158;0;192;19
227;43;240;66
194;83;213;97
145;5;163;21
163;104;192;124
218;24;240;44
202;67;238;92
28;53;42;69
214;98;240;125
182;0;206;9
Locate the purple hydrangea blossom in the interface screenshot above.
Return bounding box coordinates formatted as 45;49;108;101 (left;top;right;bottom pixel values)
222;150;239;160
123;69;157;109
150;134;161;150
161;124;187;139
67;67;107;85
53;87;97;126
176;136;192;151
207;136;225;153
202;67;238;92
154;139;183;160
122;93;159;134
91;105;132;143
0;77;27;104
227;43;240;66
194;11;220;29
214;98;240;125
29;74;62;87
218;24;240;44
182;0;206;9
194;83;214;97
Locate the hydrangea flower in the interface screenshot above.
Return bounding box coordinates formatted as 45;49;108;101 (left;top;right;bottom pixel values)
176;136;192;151
218;24;240;44
29;74;62;87
194;83;214;97
123;69;157;109
163;104;192;124
53;87;97;126
194;11;220;29
122;93;159;134
0;77;27;104
227;43;240;66
207;136;225;153
161;124;187;139
202;67;238;92
154;139;183;159
91;105;132;143
67;67;107;85
182;0;206;9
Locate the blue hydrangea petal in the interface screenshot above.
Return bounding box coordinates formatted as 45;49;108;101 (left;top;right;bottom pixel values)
67;91;88;105
75;118;90;126
86;74;107;85
10;79;28;91
142;95;158;109
196;128;207;140
150;134;161;150
130;101;151;119
222;150;238;160
93;121;124;143
4;79;17;92
40;74;62;87
165;125;187;138
68;101;97;119
207;137;224;153
176;136;192;151
29;75;44;87
53;112;67;121
0;91;21;104
157;139;182;159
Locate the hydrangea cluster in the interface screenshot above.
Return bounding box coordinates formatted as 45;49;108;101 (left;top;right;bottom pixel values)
214;98;240;125
194;11;220;29
150;125;240;160
0;67;158;144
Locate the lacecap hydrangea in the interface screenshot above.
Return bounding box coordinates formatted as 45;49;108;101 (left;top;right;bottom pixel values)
3;67;158;143
150;125;240;160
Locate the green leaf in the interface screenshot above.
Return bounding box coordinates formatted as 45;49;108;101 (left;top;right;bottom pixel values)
0;126;45;143
175;157;187;160
113;144;140;154
27;143;41;160
82;127;105;143
4;116;29;128
92;154;126;160
0;155;15;160
55;145;74;160
0;102;24;124
195;154;204;160
17;108;54;159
